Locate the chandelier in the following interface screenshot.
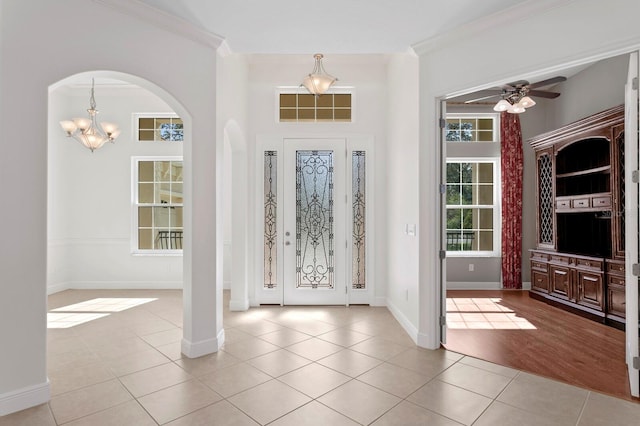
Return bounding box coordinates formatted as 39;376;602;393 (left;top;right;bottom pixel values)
301;54;337;96
59;78;120;152
493;88;536;114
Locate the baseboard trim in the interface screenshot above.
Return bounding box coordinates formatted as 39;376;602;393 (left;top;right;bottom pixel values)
0;380;50;416
47;283;70;295
385;299;418;345
181;329;225;358
65;281;183;290
229;298;250;311
447;281;501;290
522;281;532;290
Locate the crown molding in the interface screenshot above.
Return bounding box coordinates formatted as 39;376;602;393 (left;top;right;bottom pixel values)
94;0;225;50
411;0;574;56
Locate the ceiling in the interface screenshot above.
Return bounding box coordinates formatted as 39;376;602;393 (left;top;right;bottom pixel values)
136;0;530;54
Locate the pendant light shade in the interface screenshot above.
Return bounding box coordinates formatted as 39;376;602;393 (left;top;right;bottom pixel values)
301;54;337;96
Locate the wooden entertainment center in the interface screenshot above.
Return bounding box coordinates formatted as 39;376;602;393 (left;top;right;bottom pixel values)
529;105;626;326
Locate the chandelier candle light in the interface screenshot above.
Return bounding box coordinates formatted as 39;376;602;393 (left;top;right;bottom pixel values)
301;53;337;96
59;78;120;152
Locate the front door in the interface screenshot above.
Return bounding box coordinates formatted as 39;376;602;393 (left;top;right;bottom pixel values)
283;139;347;305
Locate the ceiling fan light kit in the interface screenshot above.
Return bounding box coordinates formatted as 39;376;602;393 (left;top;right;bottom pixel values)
465;76;567;114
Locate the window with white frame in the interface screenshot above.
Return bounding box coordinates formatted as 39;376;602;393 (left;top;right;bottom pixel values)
133;157;183;253
134;113;184;142
446;114;497;142
446;160;500;255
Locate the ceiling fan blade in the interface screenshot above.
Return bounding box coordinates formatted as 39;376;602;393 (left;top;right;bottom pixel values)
462;90;502;103
528;89;561;99
501;80;529;90
529;76;567;89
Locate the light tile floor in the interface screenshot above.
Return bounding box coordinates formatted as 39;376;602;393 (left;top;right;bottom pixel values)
2;289;640;425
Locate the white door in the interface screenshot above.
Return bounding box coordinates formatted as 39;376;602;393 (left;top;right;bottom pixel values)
625;51;639;398
283;138;347;305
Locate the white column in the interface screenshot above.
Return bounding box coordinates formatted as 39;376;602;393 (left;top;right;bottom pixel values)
181;115;224;357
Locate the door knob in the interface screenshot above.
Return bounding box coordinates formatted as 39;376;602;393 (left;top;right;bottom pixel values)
285;231;291;236
285;241;291;246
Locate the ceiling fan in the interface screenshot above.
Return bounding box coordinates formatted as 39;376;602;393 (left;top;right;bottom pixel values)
465;76;567;113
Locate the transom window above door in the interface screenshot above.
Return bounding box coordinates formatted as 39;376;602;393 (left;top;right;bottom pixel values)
278;91;352;122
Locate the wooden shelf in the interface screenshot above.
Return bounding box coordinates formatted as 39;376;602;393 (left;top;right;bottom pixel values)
556;165;611;179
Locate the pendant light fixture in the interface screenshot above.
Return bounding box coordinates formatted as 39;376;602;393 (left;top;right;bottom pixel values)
301;54;337;96
59;78;120;152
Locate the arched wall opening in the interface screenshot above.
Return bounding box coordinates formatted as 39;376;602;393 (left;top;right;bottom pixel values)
48;71;187;294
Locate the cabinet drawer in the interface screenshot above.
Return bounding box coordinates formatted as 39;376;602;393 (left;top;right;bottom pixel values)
576;258;603;270
531;270;549;293
572;198;590;208
606;261;625;275
607;275;625;287
550;254;571;265
556;199;571;209
531;251;549;261
531;261;548;271
592;195;611;208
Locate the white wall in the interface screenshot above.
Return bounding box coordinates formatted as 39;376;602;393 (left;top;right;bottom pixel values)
386;53;420;333
544;54;628;131
48;84;183;293
0;0;220;414
247;55;389;306
415;0;640;349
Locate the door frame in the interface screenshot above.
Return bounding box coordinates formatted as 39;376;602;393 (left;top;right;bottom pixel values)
254;134;375;306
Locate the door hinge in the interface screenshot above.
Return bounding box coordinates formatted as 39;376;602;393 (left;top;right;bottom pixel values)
439;316;446;327
634;357;640;370
439;118;446;129
439;250;446;260
633;170;640;183
633;77;639;91
439;184;446;194
632;264;640;276
345;286;348;294
346;240;348;249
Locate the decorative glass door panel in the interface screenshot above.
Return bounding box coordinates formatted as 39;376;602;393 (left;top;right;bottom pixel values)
284;139;346;305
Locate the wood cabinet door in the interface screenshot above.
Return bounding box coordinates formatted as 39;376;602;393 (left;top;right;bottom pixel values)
607;285;626;318
549;265;571;300
576;270;604;311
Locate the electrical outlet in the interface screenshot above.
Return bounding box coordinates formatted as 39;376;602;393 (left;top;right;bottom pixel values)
468;263;474;272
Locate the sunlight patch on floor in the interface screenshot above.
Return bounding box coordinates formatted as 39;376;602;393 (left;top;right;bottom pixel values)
446;296;537;330
47;298;157;328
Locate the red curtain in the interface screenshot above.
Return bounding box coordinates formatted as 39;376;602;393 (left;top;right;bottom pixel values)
500;112;523;289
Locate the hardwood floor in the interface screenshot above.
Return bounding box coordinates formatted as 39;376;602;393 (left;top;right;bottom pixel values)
444;289;639;402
